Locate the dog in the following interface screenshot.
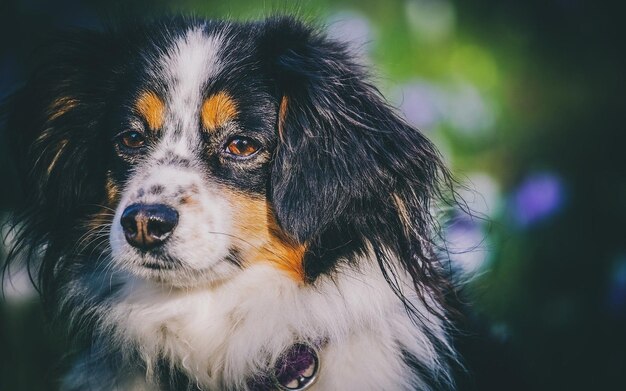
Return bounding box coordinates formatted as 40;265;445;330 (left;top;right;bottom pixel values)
3;16;458;390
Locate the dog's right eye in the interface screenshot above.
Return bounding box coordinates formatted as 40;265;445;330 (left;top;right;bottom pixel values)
117;131;146;149
224;136;261;158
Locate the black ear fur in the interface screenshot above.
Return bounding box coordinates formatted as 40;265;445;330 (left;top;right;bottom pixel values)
2;29;121;296
260;17;453;315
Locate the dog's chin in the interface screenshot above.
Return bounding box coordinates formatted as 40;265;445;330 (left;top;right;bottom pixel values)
113;250;235;288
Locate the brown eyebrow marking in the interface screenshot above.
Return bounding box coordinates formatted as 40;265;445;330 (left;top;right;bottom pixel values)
201;91;238;131
135;91;165;131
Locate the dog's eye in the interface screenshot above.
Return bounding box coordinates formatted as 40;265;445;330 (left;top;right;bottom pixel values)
225;137;261;158
118;131;146;149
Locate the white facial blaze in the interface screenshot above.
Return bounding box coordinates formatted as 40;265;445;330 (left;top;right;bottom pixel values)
108;27;238;286
161;26;225;138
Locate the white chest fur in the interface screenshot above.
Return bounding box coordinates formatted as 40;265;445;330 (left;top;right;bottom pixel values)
100;259;449;390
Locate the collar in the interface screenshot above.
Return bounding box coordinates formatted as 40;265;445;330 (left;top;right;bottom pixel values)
248;342;321;390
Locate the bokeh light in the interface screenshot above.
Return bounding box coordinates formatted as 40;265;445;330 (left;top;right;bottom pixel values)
1;1;624;390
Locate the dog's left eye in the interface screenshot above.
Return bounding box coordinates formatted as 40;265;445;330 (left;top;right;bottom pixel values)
224;137;261;158
117;131;146;149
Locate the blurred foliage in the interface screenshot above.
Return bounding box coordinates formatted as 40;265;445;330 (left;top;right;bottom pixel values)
1;0;625;390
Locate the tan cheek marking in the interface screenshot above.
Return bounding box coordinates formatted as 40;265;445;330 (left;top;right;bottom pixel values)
201;92;238;131
227;191;306;282
84;208;115;246
261;218;307;282
136;91;165;131
105;174;120;206
84;174;120;240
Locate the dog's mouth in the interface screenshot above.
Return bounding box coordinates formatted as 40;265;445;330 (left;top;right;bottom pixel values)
141;260;174;270
135;250;182;271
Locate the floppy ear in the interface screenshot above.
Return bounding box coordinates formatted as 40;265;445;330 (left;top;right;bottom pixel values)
7;31;114;229
2;30;120;271
260;18;449;281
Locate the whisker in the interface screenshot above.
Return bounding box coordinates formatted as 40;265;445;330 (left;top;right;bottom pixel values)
86;203;118;213
73;225;111;255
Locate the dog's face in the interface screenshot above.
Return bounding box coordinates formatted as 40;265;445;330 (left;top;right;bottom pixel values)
6;17;449;300
105;27;301;286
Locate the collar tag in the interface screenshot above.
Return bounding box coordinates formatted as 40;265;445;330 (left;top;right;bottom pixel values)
272;343;320;390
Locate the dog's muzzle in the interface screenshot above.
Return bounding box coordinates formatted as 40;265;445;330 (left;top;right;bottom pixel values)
120;203;179;251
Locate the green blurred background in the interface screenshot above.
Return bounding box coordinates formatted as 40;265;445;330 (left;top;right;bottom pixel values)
1;0;624;390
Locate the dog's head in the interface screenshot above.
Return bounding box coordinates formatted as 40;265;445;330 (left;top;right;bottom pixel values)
5;17;450;305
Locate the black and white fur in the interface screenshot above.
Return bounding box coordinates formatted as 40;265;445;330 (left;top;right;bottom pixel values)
3;16;458;390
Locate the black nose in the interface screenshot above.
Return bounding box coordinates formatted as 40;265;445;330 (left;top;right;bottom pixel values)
120;204;179;251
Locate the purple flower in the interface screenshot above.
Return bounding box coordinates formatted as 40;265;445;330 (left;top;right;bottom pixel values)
511;172;565;227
